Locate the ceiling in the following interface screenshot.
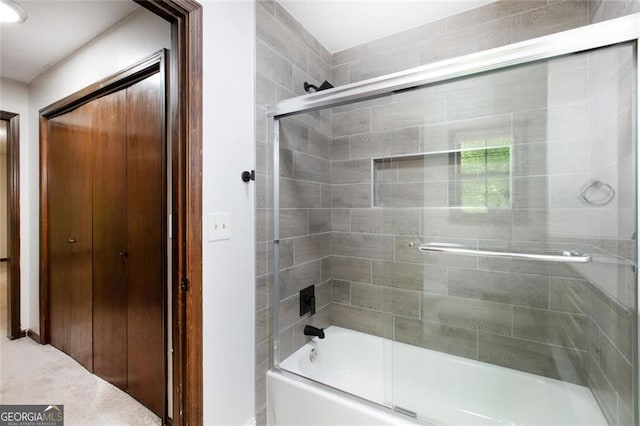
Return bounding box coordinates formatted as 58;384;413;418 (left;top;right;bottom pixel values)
280;0;497;53
0;0;140;83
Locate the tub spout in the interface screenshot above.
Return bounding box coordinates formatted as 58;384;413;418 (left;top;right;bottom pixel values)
304;325;325;339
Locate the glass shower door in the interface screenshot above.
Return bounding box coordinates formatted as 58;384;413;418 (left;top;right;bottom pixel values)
378;43;637;425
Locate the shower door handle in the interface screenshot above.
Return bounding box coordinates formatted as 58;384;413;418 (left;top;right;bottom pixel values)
418;244;592;263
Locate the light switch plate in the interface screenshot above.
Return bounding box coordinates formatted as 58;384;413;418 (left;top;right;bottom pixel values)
208;212;231;241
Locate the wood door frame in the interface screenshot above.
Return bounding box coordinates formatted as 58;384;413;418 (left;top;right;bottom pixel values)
1;110;23;341
39;0;203;424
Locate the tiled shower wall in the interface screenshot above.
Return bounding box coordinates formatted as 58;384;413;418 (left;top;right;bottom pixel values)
254;1;333;423
255;0;637;424
580;44;636;425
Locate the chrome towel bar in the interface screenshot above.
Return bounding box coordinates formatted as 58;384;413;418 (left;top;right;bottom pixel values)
418;244;592;263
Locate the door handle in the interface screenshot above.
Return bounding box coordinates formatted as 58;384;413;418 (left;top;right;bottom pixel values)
118;250;128;258
68;238;76;244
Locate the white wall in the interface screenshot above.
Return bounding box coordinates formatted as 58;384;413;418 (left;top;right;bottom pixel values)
201;1;256;425
9;2;258;424
0;77;30;329
26;7;171;333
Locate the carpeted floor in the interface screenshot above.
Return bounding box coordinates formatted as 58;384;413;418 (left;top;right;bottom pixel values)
0;263;162;425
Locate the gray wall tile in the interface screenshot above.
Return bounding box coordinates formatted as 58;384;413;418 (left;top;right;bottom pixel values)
372;260;426;291
383;288;420;318
332;137;350;161
513;176;548;209
550;278;587;314
332;184;371;208
613;304;633;362
512;1;589;43
273;2;331;65
513;108;548;144
279;238;294;269
256;273;271;312
293;233;331;265
256;242;272;276
350;45;420;82
293;152;330;183
255;307;271;343
257;5;308;72
511;209;548;242
479;333;587;385
279;148;293;178
256;208;271;243
316;280;332;310
331;209;350;232
351;209;383;234
599;331;633;405
351;127;420;159
382;209;421;236
446;76;547;121
588;283;615;339
279;293;301;331
331;279;351;304
332;159;372;184
421;16;512;65
588;356;618;425
513;306;587;349
309;209;331;234
308;129;331;160
332;63;350;86
375;182;426;208
332;233;394;261
296;110;332;139
449;268;549;308
257;40;293;90
307;50;332;84
395;316;478;359
281;179;322;208
423;294;513;336
420;113;512;153
422;208;512;240
351;283;383;311
279;209;307;238
330;256;372;283
333;108;370;137
280;260;322;300
477;254;583;279
331;303;384;337
280;118;308;152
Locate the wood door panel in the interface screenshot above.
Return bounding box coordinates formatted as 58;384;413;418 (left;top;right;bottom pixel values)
92;91;128;389
126;72;165;416
46;69;165;417
48;103;94;371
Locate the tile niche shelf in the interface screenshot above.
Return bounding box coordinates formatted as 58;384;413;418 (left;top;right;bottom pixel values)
371;145;513;210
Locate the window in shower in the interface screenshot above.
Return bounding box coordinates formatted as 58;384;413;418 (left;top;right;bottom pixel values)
449;145;512;211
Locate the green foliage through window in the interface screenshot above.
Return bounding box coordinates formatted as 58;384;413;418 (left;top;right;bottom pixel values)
452;146;511;210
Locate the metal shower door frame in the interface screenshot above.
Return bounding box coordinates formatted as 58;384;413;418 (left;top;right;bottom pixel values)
269;12;640;421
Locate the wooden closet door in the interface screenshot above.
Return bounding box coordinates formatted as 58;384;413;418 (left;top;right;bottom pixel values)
47;103;94;370
126;72;165;416
92;91;128;389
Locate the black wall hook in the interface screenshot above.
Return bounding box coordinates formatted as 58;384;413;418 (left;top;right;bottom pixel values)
241;170;255;183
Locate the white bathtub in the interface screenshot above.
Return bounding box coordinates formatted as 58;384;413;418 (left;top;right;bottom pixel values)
268;326;608;426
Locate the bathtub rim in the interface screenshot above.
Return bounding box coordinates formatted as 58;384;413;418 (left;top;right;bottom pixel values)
268;367;428;426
